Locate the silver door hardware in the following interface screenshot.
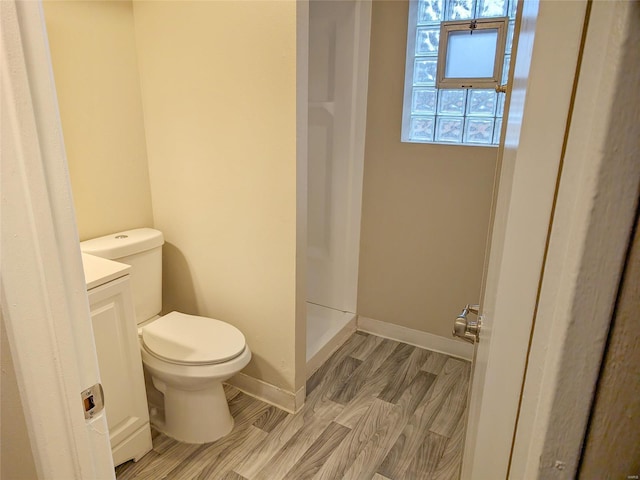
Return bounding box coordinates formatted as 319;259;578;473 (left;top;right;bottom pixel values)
453;304;481;344
81;383;105;420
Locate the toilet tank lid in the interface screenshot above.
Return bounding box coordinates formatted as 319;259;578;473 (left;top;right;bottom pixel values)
80;228;164;260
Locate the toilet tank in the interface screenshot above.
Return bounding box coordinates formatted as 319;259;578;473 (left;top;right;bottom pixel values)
80;228;164;325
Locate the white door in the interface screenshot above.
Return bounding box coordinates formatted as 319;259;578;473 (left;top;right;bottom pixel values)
2;1;115;478
307;0;370;313
458;1;589;478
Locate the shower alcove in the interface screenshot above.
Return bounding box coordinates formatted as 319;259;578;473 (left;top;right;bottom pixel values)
304;0;371;375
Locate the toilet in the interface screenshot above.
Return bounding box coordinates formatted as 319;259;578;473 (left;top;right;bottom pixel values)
80;228;251;444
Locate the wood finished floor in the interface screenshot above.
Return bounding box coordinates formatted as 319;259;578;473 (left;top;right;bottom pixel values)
115;332;471;480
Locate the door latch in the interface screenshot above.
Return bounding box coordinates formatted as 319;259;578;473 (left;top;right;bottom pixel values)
453;304;481;344
81;383;104;420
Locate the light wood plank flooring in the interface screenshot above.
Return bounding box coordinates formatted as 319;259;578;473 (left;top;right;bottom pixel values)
116;332;471;480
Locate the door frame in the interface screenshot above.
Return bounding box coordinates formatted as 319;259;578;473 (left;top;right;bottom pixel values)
509;1;640;477
1;1;115;478
464;0;640;478
462;0;590;476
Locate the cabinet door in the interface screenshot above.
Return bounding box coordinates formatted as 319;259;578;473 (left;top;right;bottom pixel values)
88;275;149;450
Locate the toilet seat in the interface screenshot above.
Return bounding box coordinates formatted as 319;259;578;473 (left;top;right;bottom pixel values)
141;311;246;366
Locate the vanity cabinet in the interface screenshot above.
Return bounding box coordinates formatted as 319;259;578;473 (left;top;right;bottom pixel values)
83;254;152;466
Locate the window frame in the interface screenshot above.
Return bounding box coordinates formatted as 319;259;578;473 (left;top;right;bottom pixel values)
436;17;509;89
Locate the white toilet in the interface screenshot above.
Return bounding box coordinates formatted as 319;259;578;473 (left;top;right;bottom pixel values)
81;228;251;444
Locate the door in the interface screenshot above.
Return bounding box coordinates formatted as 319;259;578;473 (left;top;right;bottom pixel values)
307;0;370;313
2;1;115;477
456;1;589;478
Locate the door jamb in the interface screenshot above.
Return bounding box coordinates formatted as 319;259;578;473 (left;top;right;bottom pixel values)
510;1;640;477
1;1;115;478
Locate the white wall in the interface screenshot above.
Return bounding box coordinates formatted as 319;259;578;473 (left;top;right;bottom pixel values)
132;1;301;393
44;0;303;397
43;0;154;241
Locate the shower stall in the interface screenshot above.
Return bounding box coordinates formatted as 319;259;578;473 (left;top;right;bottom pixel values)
305;0;371;373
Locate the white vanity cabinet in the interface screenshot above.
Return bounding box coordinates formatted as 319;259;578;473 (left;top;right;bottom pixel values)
82;254;152;467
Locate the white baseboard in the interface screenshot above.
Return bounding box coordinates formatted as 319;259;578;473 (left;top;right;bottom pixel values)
227;315;471;414
226;372;305;414
112;422;152;466
306;315;357;379
357;316;473;361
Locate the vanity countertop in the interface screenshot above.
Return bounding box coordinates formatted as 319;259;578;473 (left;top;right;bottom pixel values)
82;253;131;290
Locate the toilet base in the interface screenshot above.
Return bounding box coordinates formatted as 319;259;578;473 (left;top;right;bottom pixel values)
151;379;234;444
139;338;251;444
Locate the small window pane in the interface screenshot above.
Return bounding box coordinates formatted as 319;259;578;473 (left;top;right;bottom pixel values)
506;21;515;54
464;118;495;144
438;89;467;115
414;58;438;85
477;0;507;18
412;88;438;114
496;92;505;117
508;0;517;19
416;27;440;55
467;89;497;116
502;55;510;84
410;116;436;141
418;0;445;24
436;116;464;142
493;117;503;144
445;29;498;79
446;0;476;20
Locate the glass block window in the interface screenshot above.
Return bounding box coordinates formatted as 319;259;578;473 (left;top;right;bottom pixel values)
401;0;517;146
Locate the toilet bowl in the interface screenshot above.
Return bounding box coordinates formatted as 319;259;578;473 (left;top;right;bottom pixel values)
80;228;252;444
139;312;251;443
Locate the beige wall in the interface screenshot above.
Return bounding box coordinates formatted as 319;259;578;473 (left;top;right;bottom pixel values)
358;0;497;338
43;1;153;241
1;313;38;480
580;155;640;476
132;1;300;392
